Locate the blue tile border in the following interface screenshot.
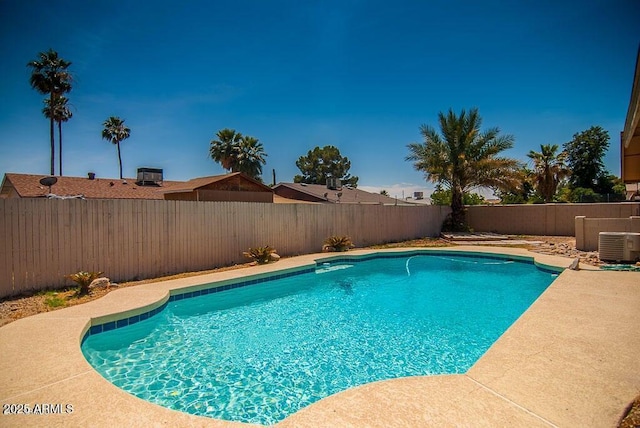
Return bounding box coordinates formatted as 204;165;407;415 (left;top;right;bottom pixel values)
318;250;520;265
317;250;565;274
84;300;170;341
83;266;316;342
82;251;563;344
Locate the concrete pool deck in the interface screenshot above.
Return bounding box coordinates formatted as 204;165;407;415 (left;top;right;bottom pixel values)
0;246;638;427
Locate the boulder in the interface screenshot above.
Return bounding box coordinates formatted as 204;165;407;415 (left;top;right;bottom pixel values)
269;253;281;262
90;277;111;289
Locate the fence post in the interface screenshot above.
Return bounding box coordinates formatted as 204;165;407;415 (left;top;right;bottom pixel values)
575;216;586;251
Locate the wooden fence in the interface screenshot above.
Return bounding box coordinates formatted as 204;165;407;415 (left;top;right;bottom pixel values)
0;199;449;298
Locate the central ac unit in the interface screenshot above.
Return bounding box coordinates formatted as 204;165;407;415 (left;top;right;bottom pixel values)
598;232;640;262
326;177;342;190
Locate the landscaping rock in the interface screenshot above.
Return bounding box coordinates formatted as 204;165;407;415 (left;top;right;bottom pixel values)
529;239;603;267
90;277;111;289
569;258;580;270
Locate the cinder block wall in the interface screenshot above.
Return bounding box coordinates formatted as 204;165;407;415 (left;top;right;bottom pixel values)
467;203;640;236
575;216;640;251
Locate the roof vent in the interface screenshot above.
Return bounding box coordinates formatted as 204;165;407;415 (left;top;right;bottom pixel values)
136;168;163;186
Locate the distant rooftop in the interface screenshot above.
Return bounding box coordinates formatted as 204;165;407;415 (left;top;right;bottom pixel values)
273;182;422;205
0;173;181;200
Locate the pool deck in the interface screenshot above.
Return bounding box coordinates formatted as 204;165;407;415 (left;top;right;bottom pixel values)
1;246;638;427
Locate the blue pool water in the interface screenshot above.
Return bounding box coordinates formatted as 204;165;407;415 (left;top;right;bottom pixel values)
81;253;559;425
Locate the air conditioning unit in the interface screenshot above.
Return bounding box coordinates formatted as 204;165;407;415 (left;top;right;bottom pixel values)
136;167;163;186
598;232;640;262
326;177;342;190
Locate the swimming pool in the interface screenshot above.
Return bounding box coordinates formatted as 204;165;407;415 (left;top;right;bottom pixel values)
81;251;559;425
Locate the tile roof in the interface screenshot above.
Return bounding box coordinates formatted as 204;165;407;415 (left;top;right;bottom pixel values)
1;173;182;199
273;182;419;205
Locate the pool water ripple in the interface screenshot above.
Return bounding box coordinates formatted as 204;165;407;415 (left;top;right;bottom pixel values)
82;254;557;425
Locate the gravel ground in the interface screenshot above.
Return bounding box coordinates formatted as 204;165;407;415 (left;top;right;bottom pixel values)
0;263;254;328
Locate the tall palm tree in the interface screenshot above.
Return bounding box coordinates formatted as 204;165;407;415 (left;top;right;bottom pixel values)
43;96;72;176
406;108;520;230
101;117;131;179
527;144;570;203
235;136;267;179
209;129;267;179
27;49;72;175
210;128;243;171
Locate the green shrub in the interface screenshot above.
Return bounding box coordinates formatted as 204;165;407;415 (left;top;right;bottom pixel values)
243;246;277;264
323;236;355;252
430;188;486;206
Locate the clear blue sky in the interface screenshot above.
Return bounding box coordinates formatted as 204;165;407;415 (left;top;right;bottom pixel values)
1;0;638;199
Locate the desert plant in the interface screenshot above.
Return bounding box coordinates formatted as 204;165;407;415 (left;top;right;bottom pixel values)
65;271;103;295
323;236;355;252
243;246;276;264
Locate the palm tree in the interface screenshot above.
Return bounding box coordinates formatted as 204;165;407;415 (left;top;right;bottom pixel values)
209;129;267;179
101;117;131;179
406;108;520;230
27;49;72;175
210;128;243;171
527;144;570;203
234;136;267;179
43;96;72;176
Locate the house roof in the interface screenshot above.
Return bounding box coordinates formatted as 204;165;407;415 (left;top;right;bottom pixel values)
0;173;182;199
159;172;272;194
273;182;418;205
273;194;319;204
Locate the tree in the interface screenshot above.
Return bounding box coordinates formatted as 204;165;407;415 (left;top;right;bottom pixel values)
101;117;131;179
495;166;536;204
43;96;72;176
430;185;486;206
210;128;243;171
209;129;267;180
233;136;267;179
567;174;627;202
27;49;72;175
406;108;520;230
594;174;626;201
563;126;609;190
527;144;570;203
294;145;358;187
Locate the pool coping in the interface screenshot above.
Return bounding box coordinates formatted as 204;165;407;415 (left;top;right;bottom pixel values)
1;246;639;427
